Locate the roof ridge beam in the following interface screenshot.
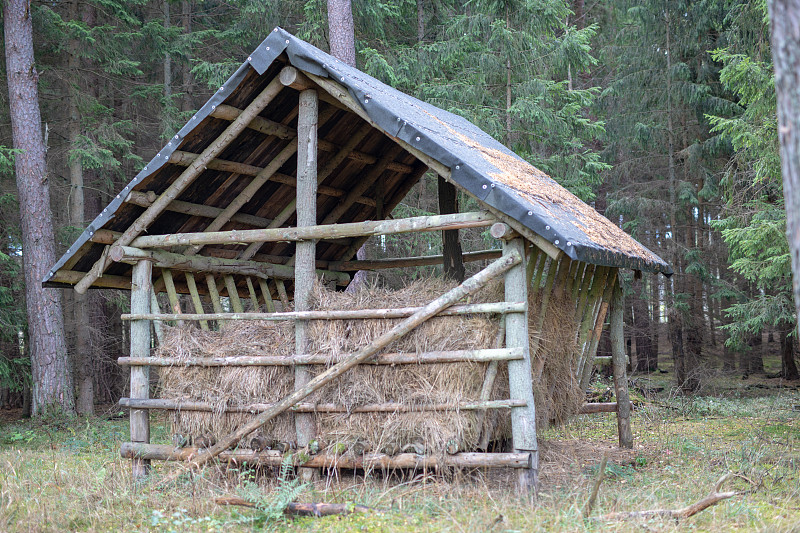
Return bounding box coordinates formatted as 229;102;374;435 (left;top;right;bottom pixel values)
74;71;290;293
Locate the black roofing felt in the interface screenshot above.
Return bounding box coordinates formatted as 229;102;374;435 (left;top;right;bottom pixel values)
45;28;671;286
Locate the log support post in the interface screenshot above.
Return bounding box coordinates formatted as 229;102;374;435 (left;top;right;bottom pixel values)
609;276;633;448
502;237;538;495
129;259;153;481
295;88;318;479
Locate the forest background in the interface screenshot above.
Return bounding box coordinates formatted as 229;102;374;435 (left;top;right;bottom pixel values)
1;0;798;416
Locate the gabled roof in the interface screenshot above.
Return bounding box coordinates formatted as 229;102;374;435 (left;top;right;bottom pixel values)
45;28;670;291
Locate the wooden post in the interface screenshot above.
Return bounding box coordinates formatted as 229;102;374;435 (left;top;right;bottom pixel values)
610;277;633;448
149;288;163;344
295;88;318;478
129;259;153;480
503;238;538;494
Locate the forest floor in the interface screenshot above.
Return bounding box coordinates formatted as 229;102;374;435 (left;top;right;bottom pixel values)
1;356;799;532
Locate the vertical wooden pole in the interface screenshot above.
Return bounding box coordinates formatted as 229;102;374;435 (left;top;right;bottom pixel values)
205;273;224;328
503;237;538;494
258;278;276;313
275;279;290;309
295;88;318;476
610;276;633;448
129;259;152;480
162;269;181;314
185;272;209;331
149;288;163;344
223;275;244;313
245;277;260;311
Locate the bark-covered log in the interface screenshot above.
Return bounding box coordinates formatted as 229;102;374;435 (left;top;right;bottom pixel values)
129;212;496;249
117;347;523;366
769;0;800;341
121;300;525;322
4;0;73;415
120;443;533;469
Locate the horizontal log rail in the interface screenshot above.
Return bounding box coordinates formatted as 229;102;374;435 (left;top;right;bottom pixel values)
209;104;414;174
110;246;350;286
129;211;496;249
199;248;502;272
326;249;502;271
118;397;526;413
119;442;533;469
166;151;377;208
121;300;525;321
117;347;524;367
593;356;612;366
74;74;290;294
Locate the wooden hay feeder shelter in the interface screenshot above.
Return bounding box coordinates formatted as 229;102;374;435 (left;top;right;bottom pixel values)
46;29;671;492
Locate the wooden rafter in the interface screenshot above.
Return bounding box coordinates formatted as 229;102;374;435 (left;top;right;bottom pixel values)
74;72;291;294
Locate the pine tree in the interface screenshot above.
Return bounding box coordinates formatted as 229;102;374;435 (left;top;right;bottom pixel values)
4;0;74;415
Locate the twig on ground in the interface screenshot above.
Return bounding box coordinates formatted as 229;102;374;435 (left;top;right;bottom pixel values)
597;473;746;521
582;451;608;518
215;496;374;517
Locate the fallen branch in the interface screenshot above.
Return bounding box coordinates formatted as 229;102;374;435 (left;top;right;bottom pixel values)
582;451;608;518
598;473;746;521
215;497;373;517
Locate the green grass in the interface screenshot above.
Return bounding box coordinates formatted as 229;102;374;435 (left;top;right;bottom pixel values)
1;387;799;532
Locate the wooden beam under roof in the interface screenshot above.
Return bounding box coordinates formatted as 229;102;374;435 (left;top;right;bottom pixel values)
210;103;413;174
305;71;563;262
74;72;291;294
166;151;377;207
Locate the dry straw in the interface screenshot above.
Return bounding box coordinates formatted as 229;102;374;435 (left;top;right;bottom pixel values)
157;276;583;456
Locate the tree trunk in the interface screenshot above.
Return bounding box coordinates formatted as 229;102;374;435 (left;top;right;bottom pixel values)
4;0;74;415
669;307;687;388
181;0;193;112
649;272;660;367
768;0;800;339
780;324;800;380
327;0;366;292
438;177;464;282
327;0;356;68
633;277;656;372
68;0;94;416
164;0;172;101
417;0;424;42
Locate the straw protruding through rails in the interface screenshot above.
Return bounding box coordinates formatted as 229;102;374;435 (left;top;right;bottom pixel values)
188;251;521;468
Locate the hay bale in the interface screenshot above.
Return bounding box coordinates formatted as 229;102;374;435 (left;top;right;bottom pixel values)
156;276;583;456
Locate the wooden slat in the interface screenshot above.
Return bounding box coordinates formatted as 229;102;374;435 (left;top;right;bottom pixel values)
120;443;533;469
129;212;496;249
117;347;524;367
223;275;244;313
121;301;526;321
184;272;209;330
258;278;276;313
119;397;526;413
74;74;289;293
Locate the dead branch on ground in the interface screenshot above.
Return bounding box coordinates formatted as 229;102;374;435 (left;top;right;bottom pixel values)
597;473;746;521
215;496;373;517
